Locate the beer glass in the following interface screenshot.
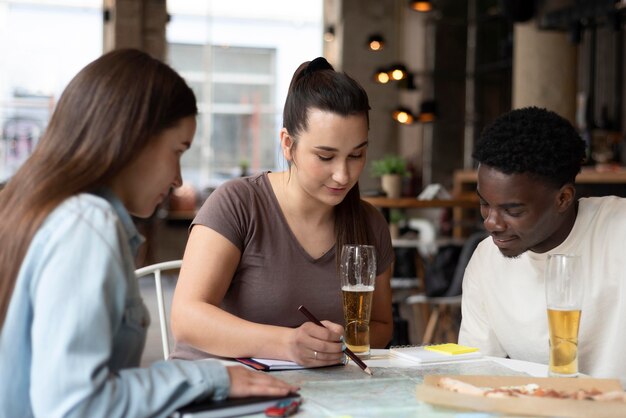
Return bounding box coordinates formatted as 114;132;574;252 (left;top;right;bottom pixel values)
545;254;583;377
340;244;376;358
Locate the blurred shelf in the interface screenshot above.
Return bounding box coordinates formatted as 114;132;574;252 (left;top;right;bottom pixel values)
453;166;626;186
452;167;626;237
362;196;479;209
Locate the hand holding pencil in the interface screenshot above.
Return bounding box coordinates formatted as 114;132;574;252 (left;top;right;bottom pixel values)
288;313;345;367
298;305;373;376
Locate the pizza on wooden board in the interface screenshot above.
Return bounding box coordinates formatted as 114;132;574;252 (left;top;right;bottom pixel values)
437;377;626;402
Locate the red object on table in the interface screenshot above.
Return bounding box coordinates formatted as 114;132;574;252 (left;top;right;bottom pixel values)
264;399;301;417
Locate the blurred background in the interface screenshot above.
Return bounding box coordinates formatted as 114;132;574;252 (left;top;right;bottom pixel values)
2;0;626;350
0;0;323;190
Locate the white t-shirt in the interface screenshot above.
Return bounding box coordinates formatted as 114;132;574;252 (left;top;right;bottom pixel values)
459;196;626;384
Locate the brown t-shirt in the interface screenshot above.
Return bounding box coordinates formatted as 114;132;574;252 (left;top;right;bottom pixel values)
171;172;393;360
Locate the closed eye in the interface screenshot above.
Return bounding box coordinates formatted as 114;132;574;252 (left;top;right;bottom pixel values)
317;153;364;162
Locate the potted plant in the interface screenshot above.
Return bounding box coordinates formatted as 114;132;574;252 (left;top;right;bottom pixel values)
371;155;409;199
239;159;250;177
388;208;404;239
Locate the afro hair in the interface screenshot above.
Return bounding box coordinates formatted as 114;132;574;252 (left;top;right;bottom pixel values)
473;107;586;188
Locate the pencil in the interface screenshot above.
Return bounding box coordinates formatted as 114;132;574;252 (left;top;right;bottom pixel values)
298;305;373;376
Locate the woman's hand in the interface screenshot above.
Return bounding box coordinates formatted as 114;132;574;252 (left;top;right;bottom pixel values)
227;366;299;398
287;320;345;367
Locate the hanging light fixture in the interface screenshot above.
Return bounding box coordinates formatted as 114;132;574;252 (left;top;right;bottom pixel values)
367;34;385;51
409;0;433;12
388;63;409;81
399;72;418;90
418;100;438;122
324;25;335;42
392;108;416;125
373;67;391;84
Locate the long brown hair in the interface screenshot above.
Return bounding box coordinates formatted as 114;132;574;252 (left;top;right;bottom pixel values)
0;49;197;327
282;57;373;264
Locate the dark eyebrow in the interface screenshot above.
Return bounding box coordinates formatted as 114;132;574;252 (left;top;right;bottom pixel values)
314;141;369;152
476;190;524;209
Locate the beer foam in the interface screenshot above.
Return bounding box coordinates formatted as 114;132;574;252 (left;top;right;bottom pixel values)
342;284;374;292
547;306;581;311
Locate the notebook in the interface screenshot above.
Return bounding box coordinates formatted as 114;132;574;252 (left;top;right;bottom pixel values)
235;357;306;371
235;357;345;372
171;393;301;418
389;343;482;364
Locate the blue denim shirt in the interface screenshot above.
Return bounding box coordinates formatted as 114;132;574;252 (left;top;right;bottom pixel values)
0;190;230;418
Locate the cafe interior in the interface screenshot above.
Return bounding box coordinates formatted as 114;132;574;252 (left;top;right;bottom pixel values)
2;0;626;365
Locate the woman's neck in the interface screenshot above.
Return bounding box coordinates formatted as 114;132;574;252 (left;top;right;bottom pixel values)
271;171;334;226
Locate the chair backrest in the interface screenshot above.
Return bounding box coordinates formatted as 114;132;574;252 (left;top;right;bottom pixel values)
444;231;488;297
135;260;182;360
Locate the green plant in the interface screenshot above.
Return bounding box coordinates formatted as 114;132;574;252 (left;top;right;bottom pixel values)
389;208;405;225
371;155;409;177
239;159;250;176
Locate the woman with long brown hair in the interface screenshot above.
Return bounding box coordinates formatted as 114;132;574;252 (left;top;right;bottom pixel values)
0;49;296;418
170;57;394;365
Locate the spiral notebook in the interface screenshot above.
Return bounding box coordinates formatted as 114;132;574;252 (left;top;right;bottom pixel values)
390;343;482;364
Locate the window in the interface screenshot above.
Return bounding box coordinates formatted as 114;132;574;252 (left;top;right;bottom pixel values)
0;0;323;188
166;1;323;191
169;44;277;189
0;0;102;183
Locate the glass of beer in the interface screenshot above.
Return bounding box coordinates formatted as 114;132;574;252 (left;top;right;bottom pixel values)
340;244;376;358
545;254;583;377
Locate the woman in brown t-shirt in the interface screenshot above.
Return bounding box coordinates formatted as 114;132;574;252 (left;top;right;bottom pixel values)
170;57;394;367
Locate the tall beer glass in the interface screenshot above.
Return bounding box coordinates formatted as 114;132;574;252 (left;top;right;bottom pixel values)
545;254;583;377
340;244;376;358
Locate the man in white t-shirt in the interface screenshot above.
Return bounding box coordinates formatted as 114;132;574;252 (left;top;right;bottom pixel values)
458;106;626;384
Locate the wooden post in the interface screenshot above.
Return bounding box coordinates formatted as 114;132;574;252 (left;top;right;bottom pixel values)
103;0;167;60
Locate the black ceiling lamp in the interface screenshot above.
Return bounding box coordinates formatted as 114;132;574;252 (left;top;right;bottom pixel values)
392;107;416;125
374;65;414;85
392;100;438;125
409;0;433;13
418;100;438;123
387;63;409;81
324;25;335;42
373;67;391;84
367;34;385;51
399;72;418;90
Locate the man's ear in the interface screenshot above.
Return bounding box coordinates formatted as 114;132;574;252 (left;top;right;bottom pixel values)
280;128;294;162
556;184;576;212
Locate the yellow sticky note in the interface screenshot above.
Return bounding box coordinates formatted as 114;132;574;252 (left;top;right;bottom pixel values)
424;343;479;355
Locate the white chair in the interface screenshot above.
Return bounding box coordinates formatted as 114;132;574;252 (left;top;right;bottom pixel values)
135;260;182;360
